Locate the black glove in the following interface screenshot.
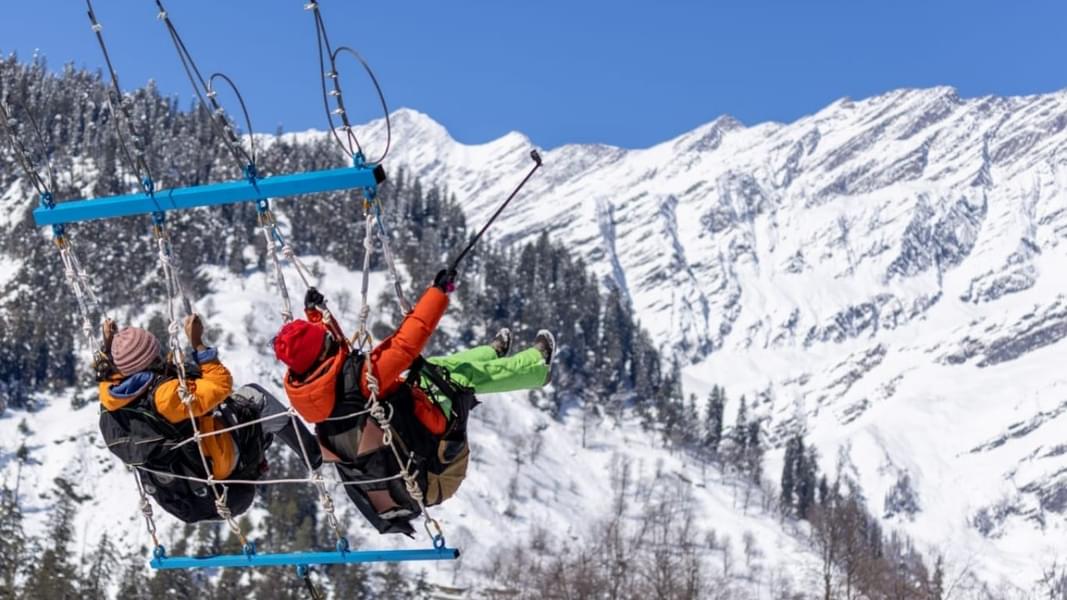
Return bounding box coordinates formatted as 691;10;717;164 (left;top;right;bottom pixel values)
92;351;118;382
304;287;326;309
433;268;457;293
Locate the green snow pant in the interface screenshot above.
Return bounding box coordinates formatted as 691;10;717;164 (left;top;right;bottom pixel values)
422;345;549;418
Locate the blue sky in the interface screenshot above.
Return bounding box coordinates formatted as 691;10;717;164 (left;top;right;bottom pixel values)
2;1;1065;149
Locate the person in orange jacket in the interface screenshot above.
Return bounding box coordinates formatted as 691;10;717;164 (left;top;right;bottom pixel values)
274;269;555;535
97;314;320;523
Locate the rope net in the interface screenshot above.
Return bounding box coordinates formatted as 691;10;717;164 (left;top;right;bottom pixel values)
246;189;445;547
126;190;440;557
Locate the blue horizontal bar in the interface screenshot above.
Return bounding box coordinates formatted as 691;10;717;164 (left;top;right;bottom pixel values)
150;546;460;570
32;164;386;227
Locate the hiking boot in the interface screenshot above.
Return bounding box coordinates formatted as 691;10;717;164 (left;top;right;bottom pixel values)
491;327;512;358
533;329;556;384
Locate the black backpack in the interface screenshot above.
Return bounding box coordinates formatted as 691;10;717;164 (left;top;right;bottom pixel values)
328;355;478;535
99;372;265;524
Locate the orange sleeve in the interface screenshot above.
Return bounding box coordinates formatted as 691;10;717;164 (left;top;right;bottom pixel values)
362;286;449;398
154;360;234;424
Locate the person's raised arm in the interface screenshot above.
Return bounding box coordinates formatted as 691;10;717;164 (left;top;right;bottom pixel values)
155;314;234;422
361;269;455;397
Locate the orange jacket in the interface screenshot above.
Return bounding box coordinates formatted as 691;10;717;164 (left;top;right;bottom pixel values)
284;345;348;423
99;359;237;480
283;286;449;433
362;287;449;399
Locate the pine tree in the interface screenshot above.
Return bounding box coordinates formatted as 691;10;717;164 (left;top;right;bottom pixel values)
683;394;701;446
796;442;819;520
377;563;413;600
704;386;725;459
780;436;797;512
114;552;152;600
326;562;373;600
745;420;763;484
930;554;945;600
599;284;634;398
79;532;118;599
0;486;26;600
729;395;749;472
23;492;79;600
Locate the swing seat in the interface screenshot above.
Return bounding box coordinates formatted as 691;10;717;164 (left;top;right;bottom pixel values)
149;542;460;570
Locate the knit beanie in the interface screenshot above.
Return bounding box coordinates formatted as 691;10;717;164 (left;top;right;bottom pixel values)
111;327;162;375
274;320;327;375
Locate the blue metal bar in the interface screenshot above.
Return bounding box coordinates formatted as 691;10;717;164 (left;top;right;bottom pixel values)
32;163;386;227
149;546;460;570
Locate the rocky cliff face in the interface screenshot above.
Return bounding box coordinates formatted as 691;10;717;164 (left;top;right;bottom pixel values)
342;88;1067;585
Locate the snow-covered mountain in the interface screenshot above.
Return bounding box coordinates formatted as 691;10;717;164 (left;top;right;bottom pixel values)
335;89;1067;588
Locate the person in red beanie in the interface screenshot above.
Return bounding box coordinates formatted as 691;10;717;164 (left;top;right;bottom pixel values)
96;313;321;524
275;269;555;536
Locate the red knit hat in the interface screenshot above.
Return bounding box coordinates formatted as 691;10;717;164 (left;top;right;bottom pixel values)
274;320;327;374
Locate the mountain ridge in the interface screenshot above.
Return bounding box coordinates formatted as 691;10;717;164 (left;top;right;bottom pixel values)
335;88;1067;588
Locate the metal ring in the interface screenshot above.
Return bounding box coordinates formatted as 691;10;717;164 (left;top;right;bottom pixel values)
330;46;391;165
208;72;258;167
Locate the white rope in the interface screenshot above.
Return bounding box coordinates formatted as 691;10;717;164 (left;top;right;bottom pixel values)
281;242;314;289
56;238;108;353
362;371;443;543
260;216;294;323
156;226;247;544
355;212;375;348
374;212;412;314
59;246;95;346
170;407;299;450
134;465;403;487
132;469;161;548
165;400;372;441
320;406;374;422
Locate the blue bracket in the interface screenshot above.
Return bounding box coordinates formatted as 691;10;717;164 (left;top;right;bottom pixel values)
32;163;387;228
40;193;64;239
148;544;460;570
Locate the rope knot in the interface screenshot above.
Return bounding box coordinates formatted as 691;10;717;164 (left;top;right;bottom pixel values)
365;373;380;396
404;473;423;502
